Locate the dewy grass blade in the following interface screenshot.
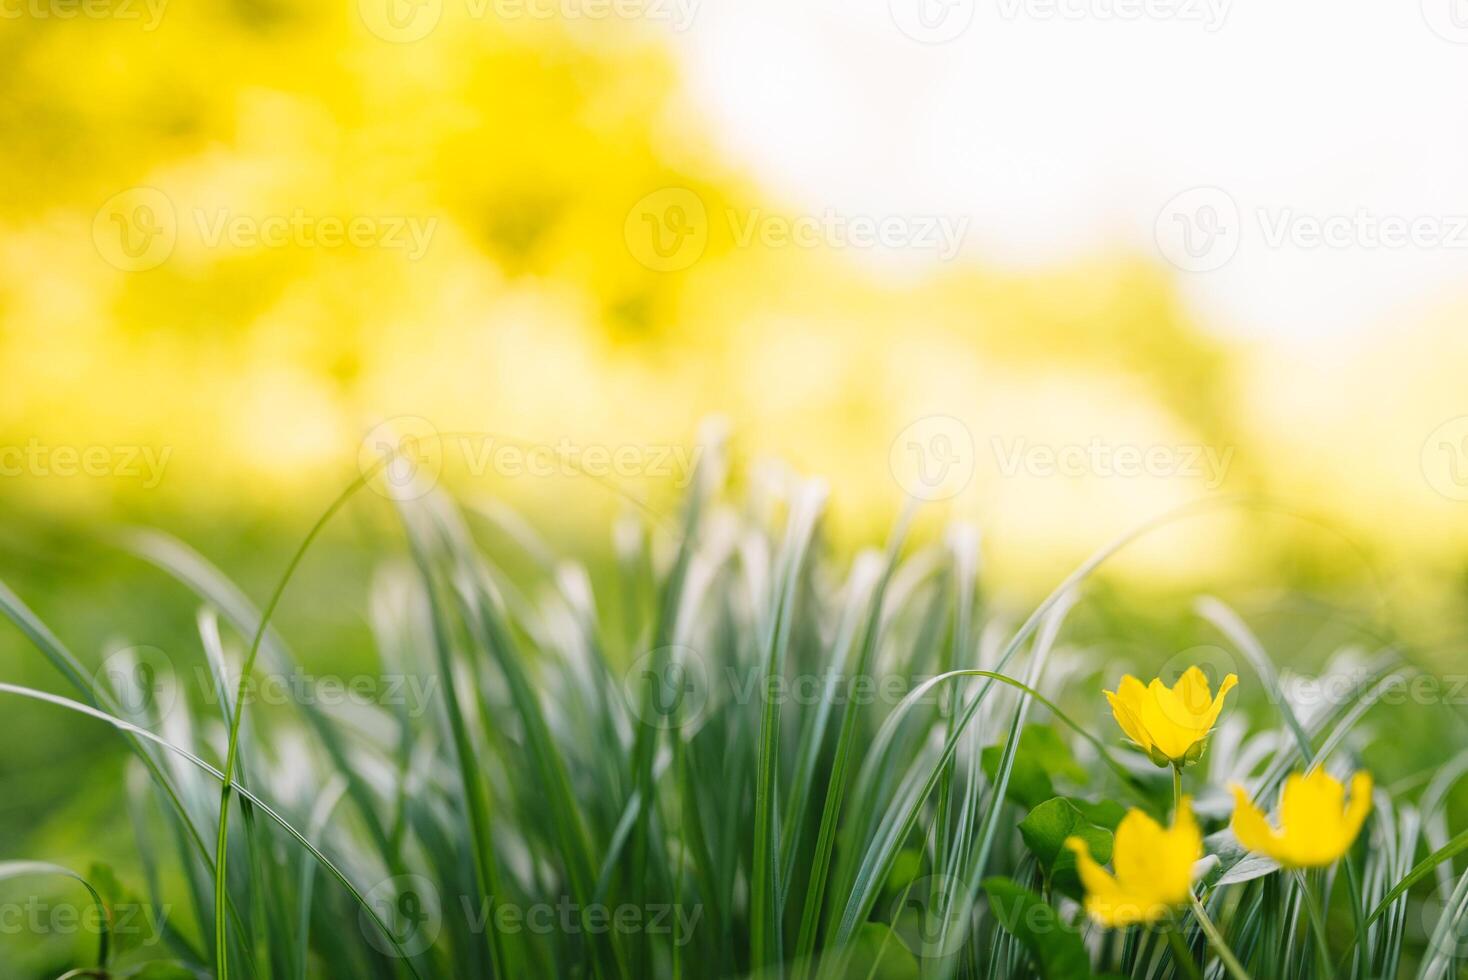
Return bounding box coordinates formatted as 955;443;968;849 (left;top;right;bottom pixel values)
0;578;258;962
752;480;827;976
295;776;348;980
629;444;710;977
1417;864;1468;980
1196;597;1312;759
944;592;1077;967
933;527;979;918
792;506;912;979
123;530;405;874
780;551;883;896
403;527;512;978
1364;827;1468;928
824;498;1243;972
212;467;380;980
444;528;625;979
0;683;428;978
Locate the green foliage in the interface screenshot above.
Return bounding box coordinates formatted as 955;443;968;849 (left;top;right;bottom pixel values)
1019;799;1114;900
981;725;1088;810
983;877;1092;980
0;461;1454;979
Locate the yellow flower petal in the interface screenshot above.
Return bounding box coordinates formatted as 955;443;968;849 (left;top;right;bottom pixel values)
1230;770;1373;868
1171;666;1214;716
1229;783;1282;856
1110;808;1167;886
1068;799;1201;929
1140;680;1201;760
1199;673;1238;730
1105;667;1237;766
1105;689;1152;753
1065;837;1122;906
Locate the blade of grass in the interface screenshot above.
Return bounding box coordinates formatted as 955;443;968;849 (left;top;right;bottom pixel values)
823;497;1242;973
212;467;380;980
0;579;256;967
791;507;911;979
752;480;828;976
0;682;427;977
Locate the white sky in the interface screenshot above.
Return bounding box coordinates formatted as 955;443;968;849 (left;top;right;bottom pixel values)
669;0;1468;339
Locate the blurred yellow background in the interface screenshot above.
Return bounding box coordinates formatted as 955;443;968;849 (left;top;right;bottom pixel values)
2;2;1466;614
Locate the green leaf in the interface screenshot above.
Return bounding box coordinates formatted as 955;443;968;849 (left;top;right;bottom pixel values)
1019;798;1114;900
1070;798;1125;831
983;877;1092;980
845;922;921;980
1023;726;1090;784
982;726;1085;809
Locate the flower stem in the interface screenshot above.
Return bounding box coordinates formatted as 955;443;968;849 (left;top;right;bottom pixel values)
1164;921;1204;980
1173;764;1183;815
1188;892;1254;980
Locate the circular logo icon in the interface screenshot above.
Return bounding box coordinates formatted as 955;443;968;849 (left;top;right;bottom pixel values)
1421;887;1468;960
889;0;975;43
359;417;443;501
1154;186;1240;273
93;187;177;272
361;875;442;957
1155;644;1241;731
891;874;970;959
622;646;710;731
358;0;442;42
1422;0;1468;43
624;188;708;272
93;645;178;722
1422;415;1468;501
890;416;975;501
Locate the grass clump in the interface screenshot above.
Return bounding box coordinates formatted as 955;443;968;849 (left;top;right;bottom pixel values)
1;436;1465;979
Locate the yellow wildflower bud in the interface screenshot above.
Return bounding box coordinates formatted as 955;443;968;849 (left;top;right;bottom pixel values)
1105;667;1238;768
1230;770;1372;868
1065;798;1203;928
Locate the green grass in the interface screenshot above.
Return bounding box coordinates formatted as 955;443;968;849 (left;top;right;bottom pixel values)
1;442;1466;979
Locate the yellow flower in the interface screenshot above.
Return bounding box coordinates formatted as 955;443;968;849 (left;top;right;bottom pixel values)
1230;770;1373;868
1065;798;1203;928
1106;667;1238;768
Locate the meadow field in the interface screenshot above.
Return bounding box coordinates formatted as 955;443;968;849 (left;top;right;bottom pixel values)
3;1;1468;978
